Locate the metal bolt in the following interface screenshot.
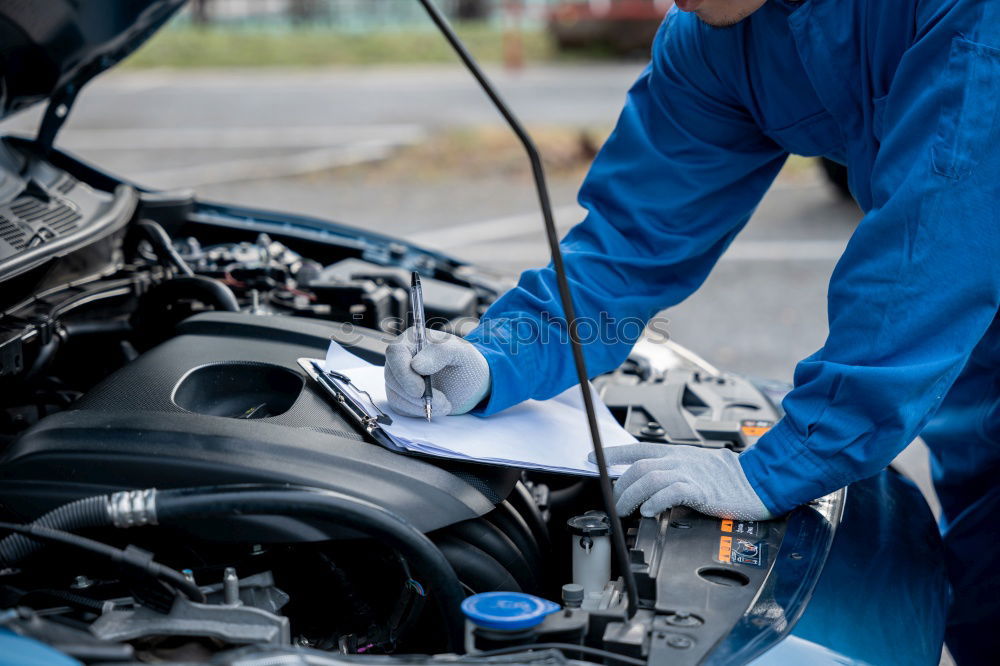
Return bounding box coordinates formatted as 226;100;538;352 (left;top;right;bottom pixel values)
666;611;703;627
667;636;692;649
223;567;241;606
641;421;666;437
670;520;691;529
70;575;93;590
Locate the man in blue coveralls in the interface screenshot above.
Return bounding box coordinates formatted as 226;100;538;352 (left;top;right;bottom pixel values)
385;0;1000;661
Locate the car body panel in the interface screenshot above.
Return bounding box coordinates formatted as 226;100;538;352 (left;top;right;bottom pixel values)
750;471;948;666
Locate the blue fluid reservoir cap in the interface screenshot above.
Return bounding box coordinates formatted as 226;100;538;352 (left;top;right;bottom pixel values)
461;592;561;631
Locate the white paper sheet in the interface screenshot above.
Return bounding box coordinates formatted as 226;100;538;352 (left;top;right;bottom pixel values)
323;342;635;477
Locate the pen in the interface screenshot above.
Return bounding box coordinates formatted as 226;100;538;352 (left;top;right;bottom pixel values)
410;272;433;421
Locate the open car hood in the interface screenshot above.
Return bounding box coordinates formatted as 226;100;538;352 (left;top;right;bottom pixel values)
0;0;186;124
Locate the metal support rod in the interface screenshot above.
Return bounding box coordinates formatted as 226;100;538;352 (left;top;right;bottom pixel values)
416;0;639;618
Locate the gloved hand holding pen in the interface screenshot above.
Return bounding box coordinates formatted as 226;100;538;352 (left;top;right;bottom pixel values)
384;327;491;418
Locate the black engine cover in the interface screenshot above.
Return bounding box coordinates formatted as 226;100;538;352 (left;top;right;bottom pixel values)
0;312;518;538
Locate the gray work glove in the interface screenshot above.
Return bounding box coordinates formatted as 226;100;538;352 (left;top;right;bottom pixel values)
590;443;773;520
384;327;491;418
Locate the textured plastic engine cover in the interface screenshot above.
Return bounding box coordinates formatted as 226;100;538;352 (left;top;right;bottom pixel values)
0;312;518;538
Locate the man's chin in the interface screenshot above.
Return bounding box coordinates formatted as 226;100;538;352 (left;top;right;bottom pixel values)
694;10;753;28
684;0;768;28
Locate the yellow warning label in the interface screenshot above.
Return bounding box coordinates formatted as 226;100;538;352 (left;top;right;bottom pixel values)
718;536;733;563
721;519;733;533
740;420;773;437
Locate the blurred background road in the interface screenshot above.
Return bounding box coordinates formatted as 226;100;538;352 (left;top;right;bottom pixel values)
1;62;860;384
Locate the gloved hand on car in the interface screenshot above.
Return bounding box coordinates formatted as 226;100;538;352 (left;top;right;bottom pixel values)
591;443;773;520
384;327;491;418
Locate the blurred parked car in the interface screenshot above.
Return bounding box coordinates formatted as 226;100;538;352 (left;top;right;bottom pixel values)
548;2;854;203
547;0;673;54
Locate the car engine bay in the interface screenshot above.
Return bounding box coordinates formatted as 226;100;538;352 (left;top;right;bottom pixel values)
0;131;848;665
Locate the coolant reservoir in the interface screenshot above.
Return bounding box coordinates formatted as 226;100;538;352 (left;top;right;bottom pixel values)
461;591;560;652
567;511;612;599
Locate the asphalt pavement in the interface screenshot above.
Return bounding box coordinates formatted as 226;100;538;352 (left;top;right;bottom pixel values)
2;64;644;187
0;63;945;532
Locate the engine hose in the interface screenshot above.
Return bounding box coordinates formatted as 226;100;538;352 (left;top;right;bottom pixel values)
508;483;552;553
489;502;544;565
137;219;194;277
0;495;112;565
486;502;545;584
547;480;587;509
144;275;240;313
22;332;61;383
151;485;466;651
448;519;538;594
19;588;112;613
434;535;521;594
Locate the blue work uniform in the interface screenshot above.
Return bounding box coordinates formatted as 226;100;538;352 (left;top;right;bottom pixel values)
464;0;1000;661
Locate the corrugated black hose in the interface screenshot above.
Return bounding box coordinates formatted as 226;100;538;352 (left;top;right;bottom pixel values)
0;495;109;564
0;485;467;651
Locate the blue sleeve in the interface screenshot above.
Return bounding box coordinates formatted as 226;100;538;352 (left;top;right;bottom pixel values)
465;12;786;414
741;2;1000;514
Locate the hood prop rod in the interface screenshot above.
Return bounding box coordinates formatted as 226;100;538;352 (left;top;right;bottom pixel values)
416;0;639;619
35;83;80;156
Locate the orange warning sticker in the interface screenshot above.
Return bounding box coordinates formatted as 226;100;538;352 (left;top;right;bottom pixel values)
718;536;733;563
740;420;774;437
721;519;733;533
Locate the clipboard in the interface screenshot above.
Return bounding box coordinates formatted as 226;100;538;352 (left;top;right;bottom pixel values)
302;344;636;477
297;358;400;451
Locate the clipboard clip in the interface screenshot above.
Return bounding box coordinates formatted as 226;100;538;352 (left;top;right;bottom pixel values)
324;367;394;426
300;358;393;432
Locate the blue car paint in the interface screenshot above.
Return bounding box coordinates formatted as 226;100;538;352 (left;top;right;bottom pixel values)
755;471;948;665
704;468;946;665
0;629;80;666
748;635;873;666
